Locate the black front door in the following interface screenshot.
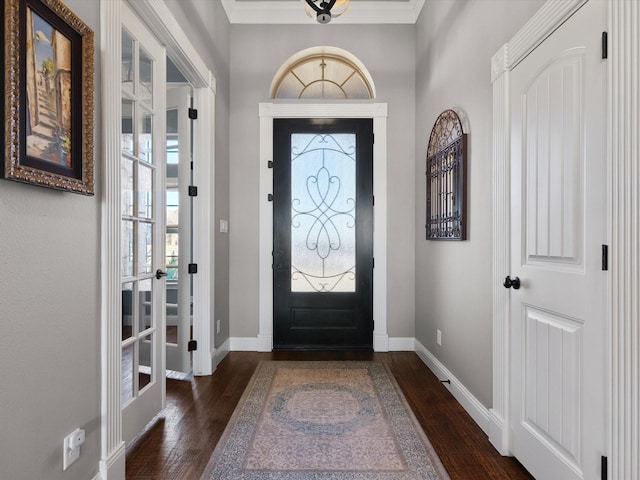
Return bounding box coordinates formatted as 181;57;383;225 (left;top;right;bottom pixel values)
273;118;374;350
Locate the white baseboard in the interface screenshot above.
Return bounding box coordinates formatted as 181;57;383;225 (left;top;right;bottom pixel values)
98;441;125;480
230;337;259;351
388;337;415;351
414;339;490;435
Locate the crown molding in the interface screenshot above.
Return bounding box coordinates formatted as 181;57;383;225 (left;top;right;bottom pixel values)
220;0;425;24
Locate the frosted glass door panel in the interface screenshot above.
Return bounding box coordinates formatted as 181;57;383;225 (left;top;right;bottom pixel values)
291;133;356;293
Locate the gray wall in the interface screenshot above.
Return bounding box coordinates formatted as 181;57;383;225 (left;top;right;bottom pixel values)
414;0;545;407
162;0;232;349
0;0;232;477
0;0;101;478
229;24;417;339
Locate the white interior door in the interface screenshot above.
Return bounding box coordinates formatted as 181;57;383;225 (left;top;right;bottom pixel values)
509;1;607;479
120;2;167;445
165;85;193;374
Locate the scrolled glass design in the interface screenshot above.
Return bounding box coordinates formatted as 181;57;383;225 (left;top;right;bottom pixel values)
291;133;356;292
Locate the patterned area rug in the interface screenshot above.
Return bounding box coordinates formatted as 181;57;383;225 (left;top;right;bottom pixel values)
201;361;450;479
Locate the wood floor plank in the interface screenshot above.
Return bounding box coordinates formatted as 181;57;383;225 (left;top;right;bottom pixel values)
125;351;534;479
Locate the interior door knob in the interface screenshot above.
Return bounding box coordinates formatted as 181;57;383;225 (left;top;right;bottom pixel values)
503;276;521;290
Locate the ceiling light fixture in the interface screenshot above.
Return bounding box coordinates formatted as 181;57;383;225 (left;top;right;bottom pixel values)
302;0;350;24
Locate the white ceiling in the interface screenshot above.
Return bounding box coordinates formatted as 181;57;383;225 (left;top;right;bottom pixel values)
220;0;426;24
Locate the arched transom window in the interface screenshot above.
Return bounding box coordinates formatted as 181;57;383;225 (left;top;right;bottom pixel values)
271;46;375;100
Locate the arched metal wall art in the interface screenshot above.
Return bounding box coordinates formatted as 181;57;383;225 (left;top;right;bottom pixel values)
426;110;467;240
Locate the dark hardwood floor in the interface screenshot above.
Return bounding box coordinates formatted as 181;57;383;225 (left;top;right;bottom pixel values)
125;351;534;479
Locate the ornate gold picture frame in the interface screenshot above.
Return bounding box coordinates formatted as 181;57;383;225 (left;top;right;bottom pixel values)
2;0;94;194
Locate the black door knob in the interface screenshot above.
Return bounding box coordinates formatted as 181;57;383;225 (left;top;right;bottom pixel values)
503;276;521;290
155;269;167;280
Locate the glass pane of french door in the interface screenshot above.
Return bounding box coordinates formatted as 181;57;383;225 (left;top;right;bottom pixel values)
120;2;166;445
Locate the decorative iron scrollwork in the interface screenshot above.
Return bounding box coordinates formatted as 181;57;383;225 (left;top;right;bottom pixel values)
291;133;356;292
426;110;467;240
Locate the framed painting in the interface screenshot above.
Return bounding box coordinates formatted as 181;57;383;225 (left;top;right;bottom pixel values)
2;0;94;194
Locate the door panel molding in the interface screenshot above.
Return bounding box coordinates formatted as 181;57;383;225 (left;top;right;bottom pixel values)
258;103;388;352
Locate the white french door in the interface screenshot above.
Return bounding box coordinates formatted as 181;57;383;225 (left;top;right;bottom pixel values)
165;85;193;374
120;1;166;445
508;1;606;479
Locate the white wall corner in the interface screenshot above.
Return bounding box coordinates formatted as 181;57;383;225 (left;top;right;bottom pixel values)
98;441;125;480
388;337;415;351
414;340;490;435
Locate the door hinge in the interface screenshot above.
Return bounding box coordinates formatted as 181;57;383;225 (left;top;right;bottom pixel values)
188;263;198;274
268;193;273;202
188;107;198;120
188;186;198;197
188;340;197;352
268;160;274;169
602;245;609;271
601;455;608;480
372;195;375;206
602;31;608;59
372;258;375;269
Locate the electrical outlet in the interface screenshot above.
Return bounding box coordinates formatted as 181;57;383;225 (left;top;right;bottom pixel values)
216;319;221;334
436;329;442;346
63;428;85;470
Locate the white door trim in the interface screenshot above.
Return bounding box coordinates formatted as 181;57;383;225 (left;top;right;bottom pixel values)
609;2;640;479
100;0;126;476
258;103;389;352
489;0;593;456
